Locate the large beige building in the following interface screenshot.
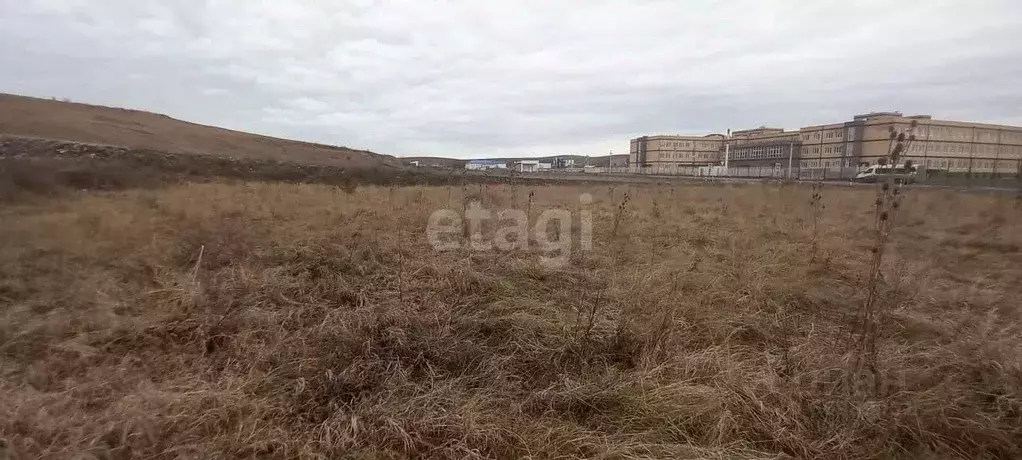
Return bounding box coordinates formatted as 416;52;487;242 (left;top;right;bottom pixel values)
799;112;1022;173
629;134;725;168
727;127;801;168
630;112;1022;175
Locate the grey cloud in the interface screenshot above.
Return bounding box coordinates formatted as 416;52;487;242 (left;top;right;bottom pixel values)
2;0;1021;158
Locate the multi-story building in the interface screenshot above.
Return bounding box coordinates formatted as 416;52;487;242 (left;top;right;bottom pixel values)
798;112;1022;174
862;113;1021;174
797;117;857;170
727;127;801;168
630;112;1022;176
629;134;724;172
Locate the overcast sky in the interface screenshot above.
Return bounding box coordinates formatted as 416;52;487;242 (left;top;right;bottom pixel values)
2;1;1021;158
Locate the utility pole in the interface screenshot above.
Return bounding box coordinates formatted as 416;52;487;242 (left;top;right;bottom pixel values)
818;128;824;180
994;129;1002;182
724;129;731;173
922;123;930;182
968;127;976;186
787;139;794;179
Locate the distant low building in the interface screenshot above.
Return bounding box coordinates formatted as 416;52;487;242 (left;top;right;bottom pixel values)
465;159;506;170
513;160;552;172
514;160;539;172
553;158;575;168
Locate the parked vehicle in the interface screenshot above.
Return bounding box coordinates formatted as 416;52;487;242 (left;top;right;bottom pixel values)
853;164;918;184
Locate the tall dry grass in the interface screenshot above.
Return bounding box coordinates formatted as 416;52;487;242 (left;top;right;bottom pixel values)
1;181;1020;459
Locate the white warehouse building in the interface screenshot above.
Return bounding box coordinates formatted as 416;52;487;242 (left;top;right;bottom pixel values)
465;160;507;171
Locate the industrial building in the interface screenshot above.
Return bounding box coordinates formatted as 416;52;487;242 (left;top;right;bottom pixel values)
629;113;1022;177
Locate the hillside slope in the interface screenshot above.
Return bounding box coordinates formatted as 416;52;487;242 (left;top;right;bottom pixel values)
0;93;399;168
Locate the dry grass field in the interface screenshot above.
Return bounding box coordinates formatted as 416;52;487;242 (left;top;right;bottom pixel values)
1;181;1021;459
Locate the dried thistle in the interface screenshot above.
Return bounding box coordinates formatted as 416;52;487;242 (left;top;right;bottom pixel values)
847;120;918;395
612;192;631;238
526;190;535;221
650;196;662;267
461;183;470;238
809;181;825;262
509;167;519;205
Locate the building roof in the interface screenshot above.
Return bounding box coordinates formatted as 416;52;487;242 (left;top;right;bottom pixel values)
732;127;785;135
633;134;725;140
853;111;904;120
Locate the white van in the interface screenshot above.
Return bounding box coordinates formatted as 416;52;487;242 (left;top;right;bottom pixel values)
853;164;918;184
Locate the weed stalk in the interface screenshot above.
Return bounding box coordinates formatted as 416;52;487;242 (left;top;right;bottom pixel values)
846;121;917;395
612;192;631;239
809;182;825;262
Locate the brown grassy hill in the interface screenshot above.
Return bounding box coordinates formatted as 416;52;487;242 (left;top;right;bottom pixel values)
0;93;399;168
